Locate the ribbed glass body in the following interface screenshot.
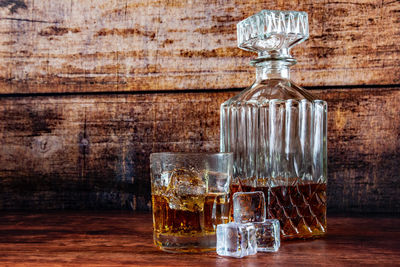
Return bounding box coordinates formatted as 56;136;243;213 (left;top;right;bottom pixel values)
221;60;327;240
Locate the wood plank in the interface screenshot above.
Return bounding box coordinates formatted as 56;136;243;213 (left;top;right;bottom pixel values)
0;0;399;94
0;88;399;212
0;212;399;266
0;92;223;210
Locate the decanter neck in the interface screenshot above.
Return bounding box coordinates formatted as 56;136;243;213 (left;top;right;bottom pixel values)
254;59;294;81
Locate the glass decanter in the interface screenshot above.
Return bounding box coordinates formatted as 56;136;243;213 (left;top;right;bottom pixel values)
220;10;327;240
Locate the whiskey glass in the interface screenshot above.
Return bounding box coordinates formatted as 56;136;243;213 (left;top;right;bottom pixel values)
150;152;233;252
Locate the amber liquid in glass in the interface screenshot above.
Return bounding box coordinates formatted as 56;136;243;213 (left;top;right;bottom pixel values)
231;182;327;240
152;192;229;252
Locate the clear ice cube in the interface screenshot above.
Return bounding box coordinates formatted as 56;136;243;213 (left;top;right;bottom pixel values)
233;191;266;223
253;219;280;252
216;222;257;258
165;168;208;212
206;171;230;193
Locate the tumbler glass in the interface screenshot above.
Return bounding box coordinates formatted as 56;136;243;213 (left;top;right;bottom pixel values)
150;152;233;252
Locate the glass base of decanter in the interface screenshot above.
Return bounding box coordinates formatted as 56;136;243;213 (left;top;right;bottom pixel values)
230;182;327;240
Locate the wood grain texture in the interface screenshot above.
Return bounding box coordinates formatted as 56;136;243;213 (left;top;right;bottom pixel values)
0;0;399;94
0;92;221;210
0;88;399;212
0;212;399;266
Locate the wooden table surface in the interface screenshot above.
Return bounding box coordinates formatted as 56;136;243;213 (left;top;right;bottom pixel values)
0;212;399;266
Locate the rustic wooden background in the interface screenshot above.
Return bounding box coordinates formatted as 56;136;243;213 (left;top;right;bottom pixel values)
0;0;399;213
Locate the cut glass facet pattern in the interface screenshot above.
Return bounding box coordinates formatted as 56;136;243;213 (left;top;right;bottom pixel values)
237;10;309;53
221;10;327;240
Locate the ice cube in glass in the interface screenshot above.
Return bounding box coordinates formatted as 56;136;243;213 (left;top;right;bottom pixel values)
165;168;207;212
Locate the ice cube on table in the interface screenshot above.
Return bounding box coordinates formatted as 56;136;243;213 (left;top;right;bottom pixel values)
233;191;266;223
216;222;257;258
253;219;280;252
165;168;208;212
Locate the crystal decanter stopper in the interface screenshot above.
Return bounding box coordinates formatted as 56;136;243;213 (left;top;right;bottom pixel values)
221;10;327;240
